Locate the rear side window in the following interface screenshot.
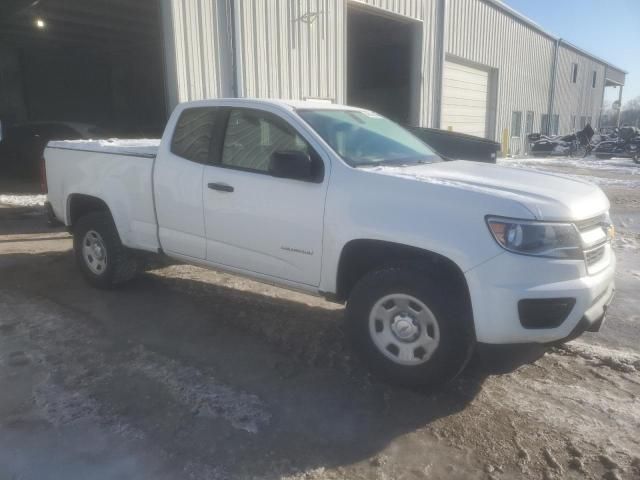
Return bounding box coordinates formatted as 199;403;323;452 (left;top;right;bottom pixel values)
171;107;222;163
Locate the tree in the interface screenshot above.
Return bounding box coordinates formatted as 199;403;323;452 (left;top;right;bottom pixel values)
620;96;640;127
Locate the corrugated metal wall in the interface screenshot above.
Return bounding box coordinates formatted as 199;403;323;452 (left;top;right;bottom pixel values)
445;0;555;149
605;66;625;86
161;0;233;110
160;0;623;140
233;0;441;126
233;0;344;102
553;44;606;133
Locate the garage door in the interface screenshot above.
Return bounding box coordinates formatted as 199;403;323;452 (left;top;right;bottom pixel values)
441;60;489;138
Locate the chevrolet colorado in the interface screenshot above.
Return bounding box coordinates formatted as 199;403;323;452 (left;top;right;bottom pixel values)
44;99;616;387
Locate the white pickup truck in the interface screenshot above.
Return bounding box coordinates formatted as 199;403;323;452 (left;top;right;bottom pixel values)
44;99;616;387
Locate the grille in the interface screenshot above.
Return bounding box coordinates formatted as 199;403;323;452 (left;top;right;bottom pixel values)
575;214;607;232
585;245;605;266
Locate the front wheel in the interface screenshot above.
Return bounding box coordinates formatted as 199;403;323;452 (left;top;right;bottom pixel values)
346;265;475;388
73;212;139;288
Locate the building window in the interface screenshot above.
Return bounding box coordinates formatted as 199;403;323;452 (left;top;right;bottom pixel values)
525;111;534;134
592;71;597;88
580;116;587;129
587;116;592;126
571;115;576;130
571;63;578;83
551;114;560;135
511;111;522;137
541;114;549;135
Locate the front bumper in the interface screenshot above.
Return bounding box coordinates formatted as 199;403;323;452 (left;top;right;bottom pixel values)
465;246;616;344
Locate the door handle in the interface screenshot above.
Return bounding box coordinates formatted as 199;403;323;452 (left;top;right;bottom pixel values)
208;182;234;193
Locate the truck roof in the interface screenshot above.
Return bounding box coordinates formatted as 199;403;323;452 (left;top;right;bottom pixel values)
178;98;365;112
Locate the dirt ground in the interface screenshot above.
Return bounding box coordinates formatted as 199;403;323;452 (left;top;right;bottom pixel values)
1;157;639;480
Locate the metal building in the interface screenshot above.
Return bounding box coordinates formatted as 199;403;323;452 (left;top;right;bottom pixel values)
161;0;626;152
0;0;626;154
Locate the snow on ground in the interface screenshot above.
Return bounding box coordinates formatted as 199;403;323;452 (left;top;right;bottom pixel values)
0;194;47;207
499;156;640;188
48;138;160;157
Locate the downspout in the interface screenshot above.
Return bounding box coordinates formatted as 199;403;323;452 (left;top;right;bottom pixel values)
226;0;239;97
547;38;560;134
432;0;447;129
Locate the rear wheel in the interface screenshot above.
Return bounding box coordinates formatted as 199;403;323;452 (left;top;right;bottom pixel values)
346;265;475;388
73;212;139;288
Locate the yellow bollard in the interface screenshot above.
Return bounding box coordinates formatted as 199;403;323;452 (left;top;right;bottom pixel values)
502;128;509;157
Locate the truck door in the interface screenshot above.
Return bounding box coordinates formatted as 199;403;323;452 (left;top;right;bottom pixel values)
153;107;224;259
202;107;328;287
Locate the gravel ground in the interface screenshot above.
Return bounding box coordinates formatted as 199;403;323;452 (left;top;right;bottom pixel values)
0;156;639;480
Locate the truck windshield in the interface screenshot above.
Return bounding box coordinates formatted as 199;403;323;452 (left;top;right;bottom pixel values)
297;109;441;167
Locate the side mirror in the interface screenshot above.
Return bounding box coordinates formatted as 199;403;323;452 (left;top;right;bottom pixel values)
269;150;313;181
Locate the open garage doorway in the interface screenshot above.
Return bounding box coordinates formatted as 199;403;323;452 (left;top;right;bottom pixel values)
0;0;166;184
347;5;422;125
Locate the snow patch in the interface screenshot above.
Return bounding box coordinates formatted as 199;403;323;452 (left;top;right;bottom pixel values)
48;138;160;157
0;194;47;207
130;346;271;434
499;156;640;188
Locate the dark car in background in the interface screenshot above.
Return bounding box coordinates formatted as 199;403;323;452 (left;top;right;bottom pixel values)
0;121;105;179
406;126;500;163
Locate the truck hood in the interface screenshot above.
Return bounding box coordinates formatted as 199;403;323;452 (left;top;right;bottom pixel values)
363;160;609;221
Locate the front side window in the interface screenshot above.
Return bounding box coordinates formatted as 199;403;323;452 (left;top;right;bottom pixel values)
221;109;311;173
511;111;522;137
592;71;597;88
171;107;222;163
297;109;440;167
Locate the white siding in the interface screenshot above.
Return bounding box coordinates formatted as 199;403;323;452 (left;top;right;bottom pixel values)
605;66;625;86
161;0;233;110
553;44;606;133
445;0;555;149
159;0;625;140
234;0;441;126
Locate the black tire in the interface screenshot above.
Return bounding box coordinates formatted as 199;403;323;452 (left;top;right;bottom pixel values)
346;265;475;388
73;211;139;289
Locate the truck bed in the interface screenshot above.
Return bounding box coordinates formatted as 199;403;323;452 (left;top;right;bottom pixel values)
47;139;160;158
45;141;160;252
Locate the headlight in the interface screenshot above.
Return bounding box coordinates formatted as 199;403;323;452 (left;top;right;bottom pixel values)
486;217;583;259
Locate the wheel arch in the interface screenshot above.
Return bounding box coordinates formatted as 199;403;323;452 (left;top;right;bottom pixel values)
66;193;114;230
333;239;471;308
